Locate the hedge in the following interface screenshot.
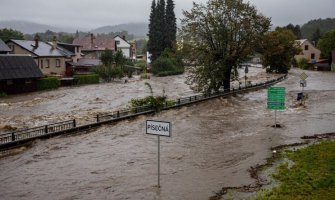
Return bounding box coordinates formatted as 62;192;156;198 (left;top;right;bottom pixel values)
73;74;99;85
37;77;60;90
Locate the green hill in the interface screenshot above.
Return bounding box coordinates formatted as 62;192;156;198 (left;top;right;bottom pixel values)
301;18;335;41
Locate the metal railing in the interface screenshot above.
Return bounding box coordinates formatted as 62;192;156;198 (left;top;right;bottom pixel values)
0;120;76;145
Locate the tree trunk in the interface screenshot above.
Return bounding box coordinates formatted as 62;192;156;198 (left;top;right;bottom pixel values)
223;64;232;92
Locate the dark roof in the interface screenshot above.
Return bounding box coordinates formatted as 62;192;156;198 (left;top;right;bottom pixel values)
0;55;43;80
72;58;101;67
0;39;11;52
72;35;115;51
9;39;70;57
57;42;80;54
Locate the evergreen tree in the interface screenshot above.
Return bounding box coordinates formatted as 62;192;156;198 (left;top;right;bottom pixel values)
147;0;159;62
156;0;166;54
165;0;177;50
147;0;176;62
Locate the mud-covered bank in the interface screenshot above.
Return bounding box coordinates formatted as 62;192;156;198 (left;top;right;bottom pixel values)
211;132;335;200
0;68;334;200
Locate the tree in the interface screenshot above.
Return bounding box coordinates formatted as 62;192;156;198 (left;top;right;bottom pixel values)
94;49;127;82
317;29;335;63
147;0;160;61
147;0;177;62
311;27;321;46
260;29;301;73
165;0;177;50
180;0;270;93
276;24;302;39
0;28;24;41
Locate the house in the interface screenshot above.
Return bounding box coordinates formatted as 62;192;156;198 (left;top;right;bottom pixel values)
295;39;321;63
0;39;11;54
6;38;73;76
114;35;131;59
0;55;43;94
72;34;115;59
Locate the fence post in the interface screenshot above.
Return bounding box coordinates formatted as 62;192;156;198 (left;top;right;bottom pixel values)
11;132;15;141
45;125;48;134
73;119;76;128
117;111;120;118
97;114;100;122
178;99;180;104
195;96;197;100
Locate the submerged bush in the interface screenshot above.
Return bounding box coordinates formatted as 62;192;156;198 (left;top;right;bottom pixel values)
73;74;99;85
37;77;60;90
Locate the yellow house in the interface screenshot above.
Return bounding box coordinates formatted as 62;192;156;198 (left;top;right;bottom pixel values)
295;39;321;63
6;39;75;76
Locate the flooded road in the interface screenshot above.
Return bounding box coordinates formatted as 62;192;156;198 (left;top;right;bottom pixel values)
0;68;334;199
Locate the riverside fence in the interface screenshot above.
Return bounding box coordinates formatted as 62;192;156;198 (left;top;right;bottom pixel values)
0;74;287;149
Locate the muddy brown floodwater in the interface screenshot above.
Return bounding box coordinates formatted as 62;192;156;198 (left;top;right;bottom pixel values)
0;68;334;200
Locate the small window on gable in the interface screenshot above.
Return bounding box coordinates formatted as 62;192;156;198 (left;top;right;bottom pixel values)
305;45;309;50
116;41;120;45
311;53;315;60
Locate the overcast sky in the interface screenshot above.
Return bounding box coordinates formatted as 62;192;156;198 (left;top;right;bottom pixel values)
0;0;334;30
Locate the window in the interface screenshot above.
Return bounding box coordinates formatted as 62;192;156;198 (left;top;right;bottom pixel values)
56;59;60;67
305;45;309;50
8;44;15;53
25;79;32;84
311;53;315;60
116;41;120;45
40;60;44;69
7;80;13;85
46;59;50;68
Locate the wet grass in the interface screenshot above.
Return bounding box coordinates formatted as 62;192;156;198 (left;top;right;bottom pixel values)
254;140;335;200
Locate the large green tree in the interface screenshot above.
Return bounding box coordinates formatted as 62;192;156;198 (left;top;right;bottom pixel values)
0;28;24;41
260;29;300;73
317;29;335;63
147;0;176;62
180;0;270;92
94;49;127;82
165;0;177;50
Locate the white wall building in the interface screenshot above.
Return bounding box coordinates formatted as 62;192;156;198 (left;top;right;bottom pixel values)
114;36;131;59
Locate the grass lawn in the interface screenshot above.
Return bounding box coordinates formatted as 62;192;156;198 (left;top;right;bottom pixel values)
255;140;335;200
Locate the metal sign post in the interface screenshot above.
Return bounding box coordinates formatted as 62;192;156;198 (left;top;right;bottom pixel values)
267;87;286;127
146;120;171;188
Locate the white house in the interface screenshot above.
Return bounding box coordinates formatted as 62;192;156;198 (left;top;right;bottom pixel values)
295;39;321;63
114;35;131;59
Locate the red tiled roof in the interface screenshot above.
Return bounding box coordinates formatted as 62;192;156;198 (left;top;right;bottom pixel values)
72;35;115;51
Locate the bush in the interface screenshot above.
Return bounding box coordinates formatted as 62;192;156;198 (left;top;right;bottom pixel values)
73;74;99;85
129;95;174;111
37;77;60;90
151;57;184;76
297;58;310;70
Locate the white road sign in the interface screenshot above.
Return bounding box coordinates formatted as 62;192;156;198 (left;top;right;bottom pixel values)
146;120;171;137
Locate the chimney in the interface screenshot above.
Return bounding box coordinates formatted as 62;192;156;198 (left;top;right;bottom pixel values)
52;36;57;49
122;35;126;41
34;34;39;48
90;33;94;48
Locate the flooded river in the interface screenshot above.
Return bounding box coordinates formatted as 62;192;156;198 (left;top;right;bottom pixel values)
0;68;334;199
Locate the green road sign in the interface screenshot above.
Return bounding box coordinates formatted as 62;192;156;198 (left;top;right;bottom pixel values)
267;87;285;110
